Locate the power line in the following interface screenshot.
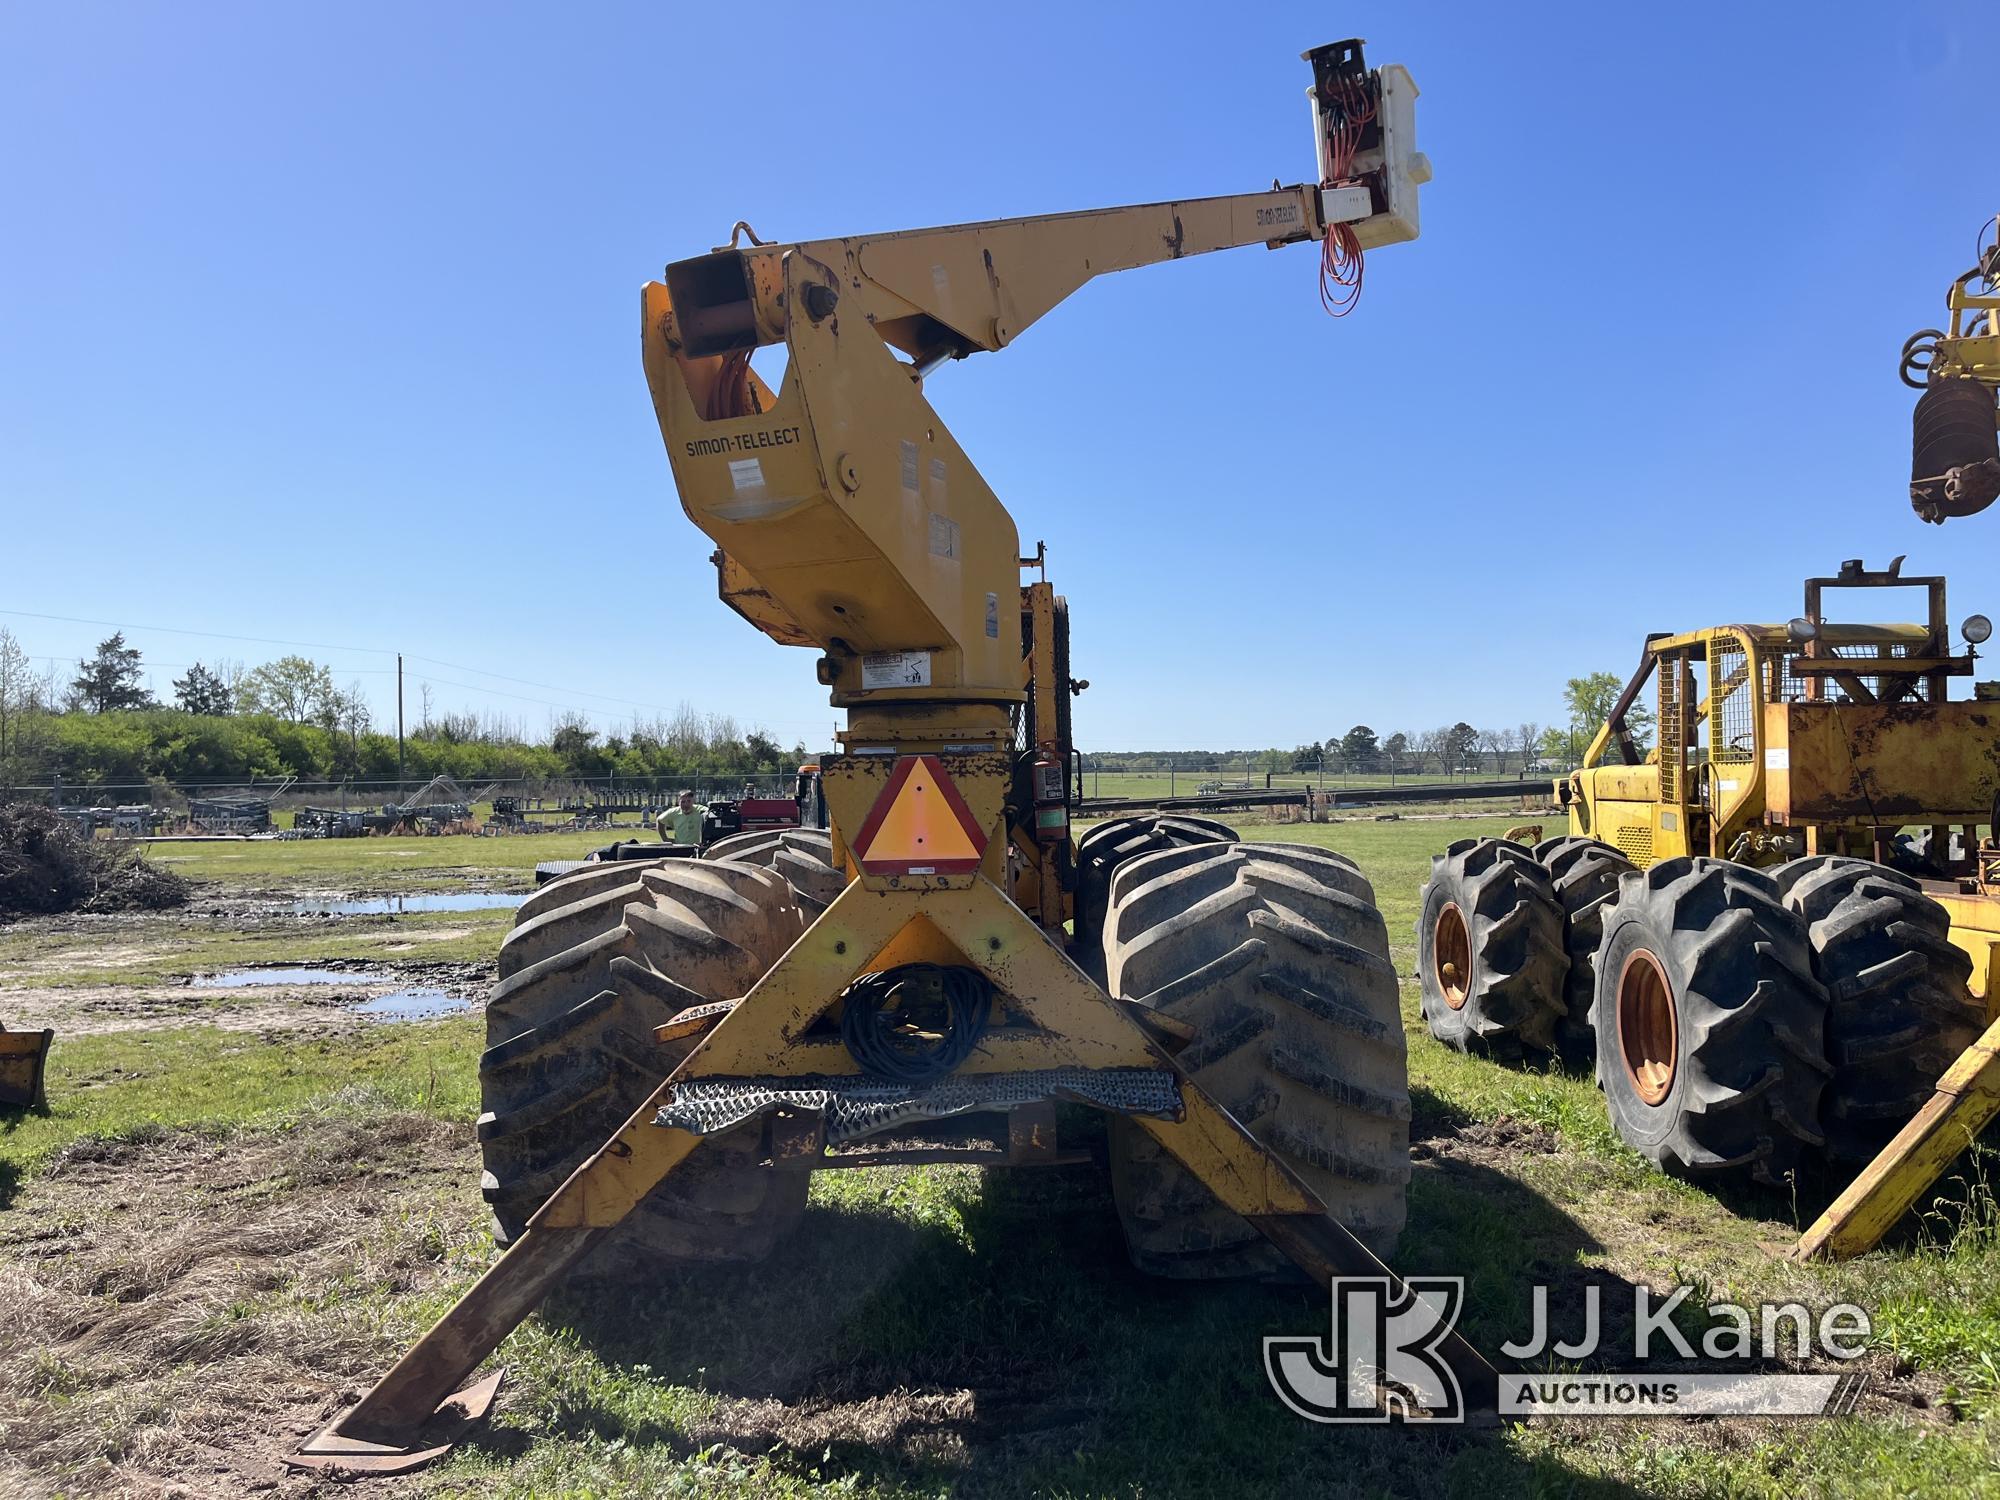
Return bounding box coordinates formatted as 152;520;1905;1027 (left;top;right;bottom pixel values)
3;607;830;735
3;607;770;721
0;607;391;657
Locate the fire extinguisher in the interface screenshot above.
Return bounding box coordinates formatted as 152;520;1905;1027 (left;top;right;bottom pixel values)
1032;748;1068;842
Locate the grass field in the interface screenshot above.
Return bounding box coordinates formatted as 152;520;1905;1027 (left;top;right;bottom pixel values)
142;827;625;890
1081;770;1540;801
4;820;1999;1497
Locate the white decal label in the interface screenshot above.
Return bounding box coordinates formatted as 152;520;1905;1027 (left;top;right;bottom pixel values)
862;651;932;689
1718;779;1740;794
727;458;765;495
928;512;960;560
1764;748;1789;771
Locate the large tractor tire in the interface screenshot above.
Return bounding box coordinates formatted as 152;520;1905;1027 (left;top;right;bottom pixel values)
477;860;810;1273
1773;856;1982;1163
1532;835;1637;1060
1592;859;1829;1185
1417;838;1568;1055
515;856;677;926
1103;841;1409;1276
1075;814;1239;961
703;827;848;916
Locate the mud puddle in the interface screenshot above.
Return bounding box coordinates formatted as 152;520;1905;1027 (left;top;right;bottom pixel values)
350;987;473;1021
201;966;393;988
287;891;526;915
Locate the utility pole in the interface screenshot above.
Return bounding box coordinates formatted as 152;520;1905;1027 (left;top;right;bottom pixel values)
396;654;406;797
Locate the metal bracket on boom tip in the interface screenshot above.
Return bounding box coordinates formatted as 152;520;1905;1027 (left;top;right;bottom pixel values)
287;1368;505;1477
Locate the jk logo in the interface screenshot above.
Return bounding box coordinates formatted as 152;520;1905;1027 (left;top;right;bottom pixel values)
1264;1277;1466;1423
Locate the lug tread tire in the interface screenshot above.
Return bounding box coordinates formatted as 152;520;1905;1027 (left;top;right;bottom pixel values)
1103;840;1408;1277
1593;858;1829;1185
517;857;678;925
1773;856;1982;1162
1532;836;1638;1058
705;827;848;916
1418;838;1568;1055
1074;815;1240;967
477;860;809;1268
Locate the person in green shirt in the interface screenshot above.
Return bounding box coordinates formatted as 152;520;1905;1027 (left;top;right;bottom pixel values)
657;789;707;846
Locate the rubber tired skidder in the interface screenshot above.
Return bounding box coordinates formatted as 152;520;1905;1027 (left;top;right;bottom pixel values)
1418;559;2000;1261
291;40;1497;1472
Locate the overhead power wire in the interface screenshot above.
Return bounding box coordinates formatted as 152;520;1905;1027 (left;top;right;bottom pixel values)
0;606;829;729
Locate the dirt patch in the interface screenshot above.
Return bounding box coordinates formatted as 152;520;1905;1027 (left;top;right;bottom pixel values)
0;1105;481;1498
1410;1112;1560;1164
693;1381;1100;1471
0;963;492;1039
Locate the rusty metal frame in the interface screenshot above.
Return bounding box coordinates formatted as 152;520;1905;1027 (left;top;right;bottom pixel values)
0;1025;53;1111
292;874;1497;1470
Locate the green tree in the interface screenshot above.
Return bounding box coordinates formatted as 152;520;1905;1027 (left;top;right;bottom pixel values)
1563;671;1653;763
1445;721;1479;770
236;656;335;721
550;720;600;773
0;627;29;772
70;632;152;713
172;661;234;716
744;730;783;769
1382;730;1409;769
1339;725;1379;768
1291;741;1322;772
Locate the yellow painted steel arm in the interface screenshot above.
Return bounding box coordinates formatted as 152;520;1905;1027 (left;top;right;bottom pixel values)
641;188;1334;709
1791;1015;2000;1260
689;187;1328;363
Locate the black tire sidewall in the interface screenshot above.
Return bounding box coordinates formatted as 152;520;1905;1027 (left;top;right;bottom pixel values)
1417;874;1475;1049
1595;908;1691;1153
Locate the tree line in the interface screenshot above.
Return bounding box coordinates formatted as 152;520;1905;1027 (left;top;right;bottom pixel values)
1083;672;1655;778
0;628;1659;794
0;629;806;792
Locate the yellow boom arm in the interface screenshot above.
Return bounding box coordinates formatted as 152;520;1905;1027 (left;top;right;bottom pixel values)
640;190;1320;708
641;48;1424;710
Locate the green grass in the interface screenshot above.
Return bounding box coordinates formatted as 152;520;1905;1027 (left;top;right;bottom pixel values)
141;827;627;890
8;817;2000;1497
0;1017;481;1189
1082;770;1540;801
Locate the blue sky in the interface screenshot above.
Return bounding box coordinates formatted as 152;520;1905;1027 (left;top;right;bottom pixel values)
3;2;1995;753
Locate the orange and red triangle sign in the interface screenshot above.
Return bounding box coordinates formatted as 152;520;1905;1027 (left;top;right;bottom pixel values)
849;755;989;876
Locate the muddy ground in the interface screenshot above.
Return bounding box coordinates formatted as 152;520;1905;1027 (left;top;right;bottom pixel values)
0;892;497;1039
0;964;491;1040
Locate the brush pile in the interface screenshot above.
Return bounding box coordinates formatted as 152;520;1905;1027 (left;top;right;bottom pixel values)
0;803;190;919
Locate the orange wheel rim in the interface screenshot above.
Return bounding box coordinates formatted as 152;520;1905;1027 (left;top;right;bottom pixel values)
1617;948;1678;1105
1434;902;1471;1011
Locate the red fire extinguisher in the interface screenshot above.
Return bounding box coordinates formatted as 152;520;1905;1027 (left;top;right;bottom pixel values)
1032;749;1067;842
